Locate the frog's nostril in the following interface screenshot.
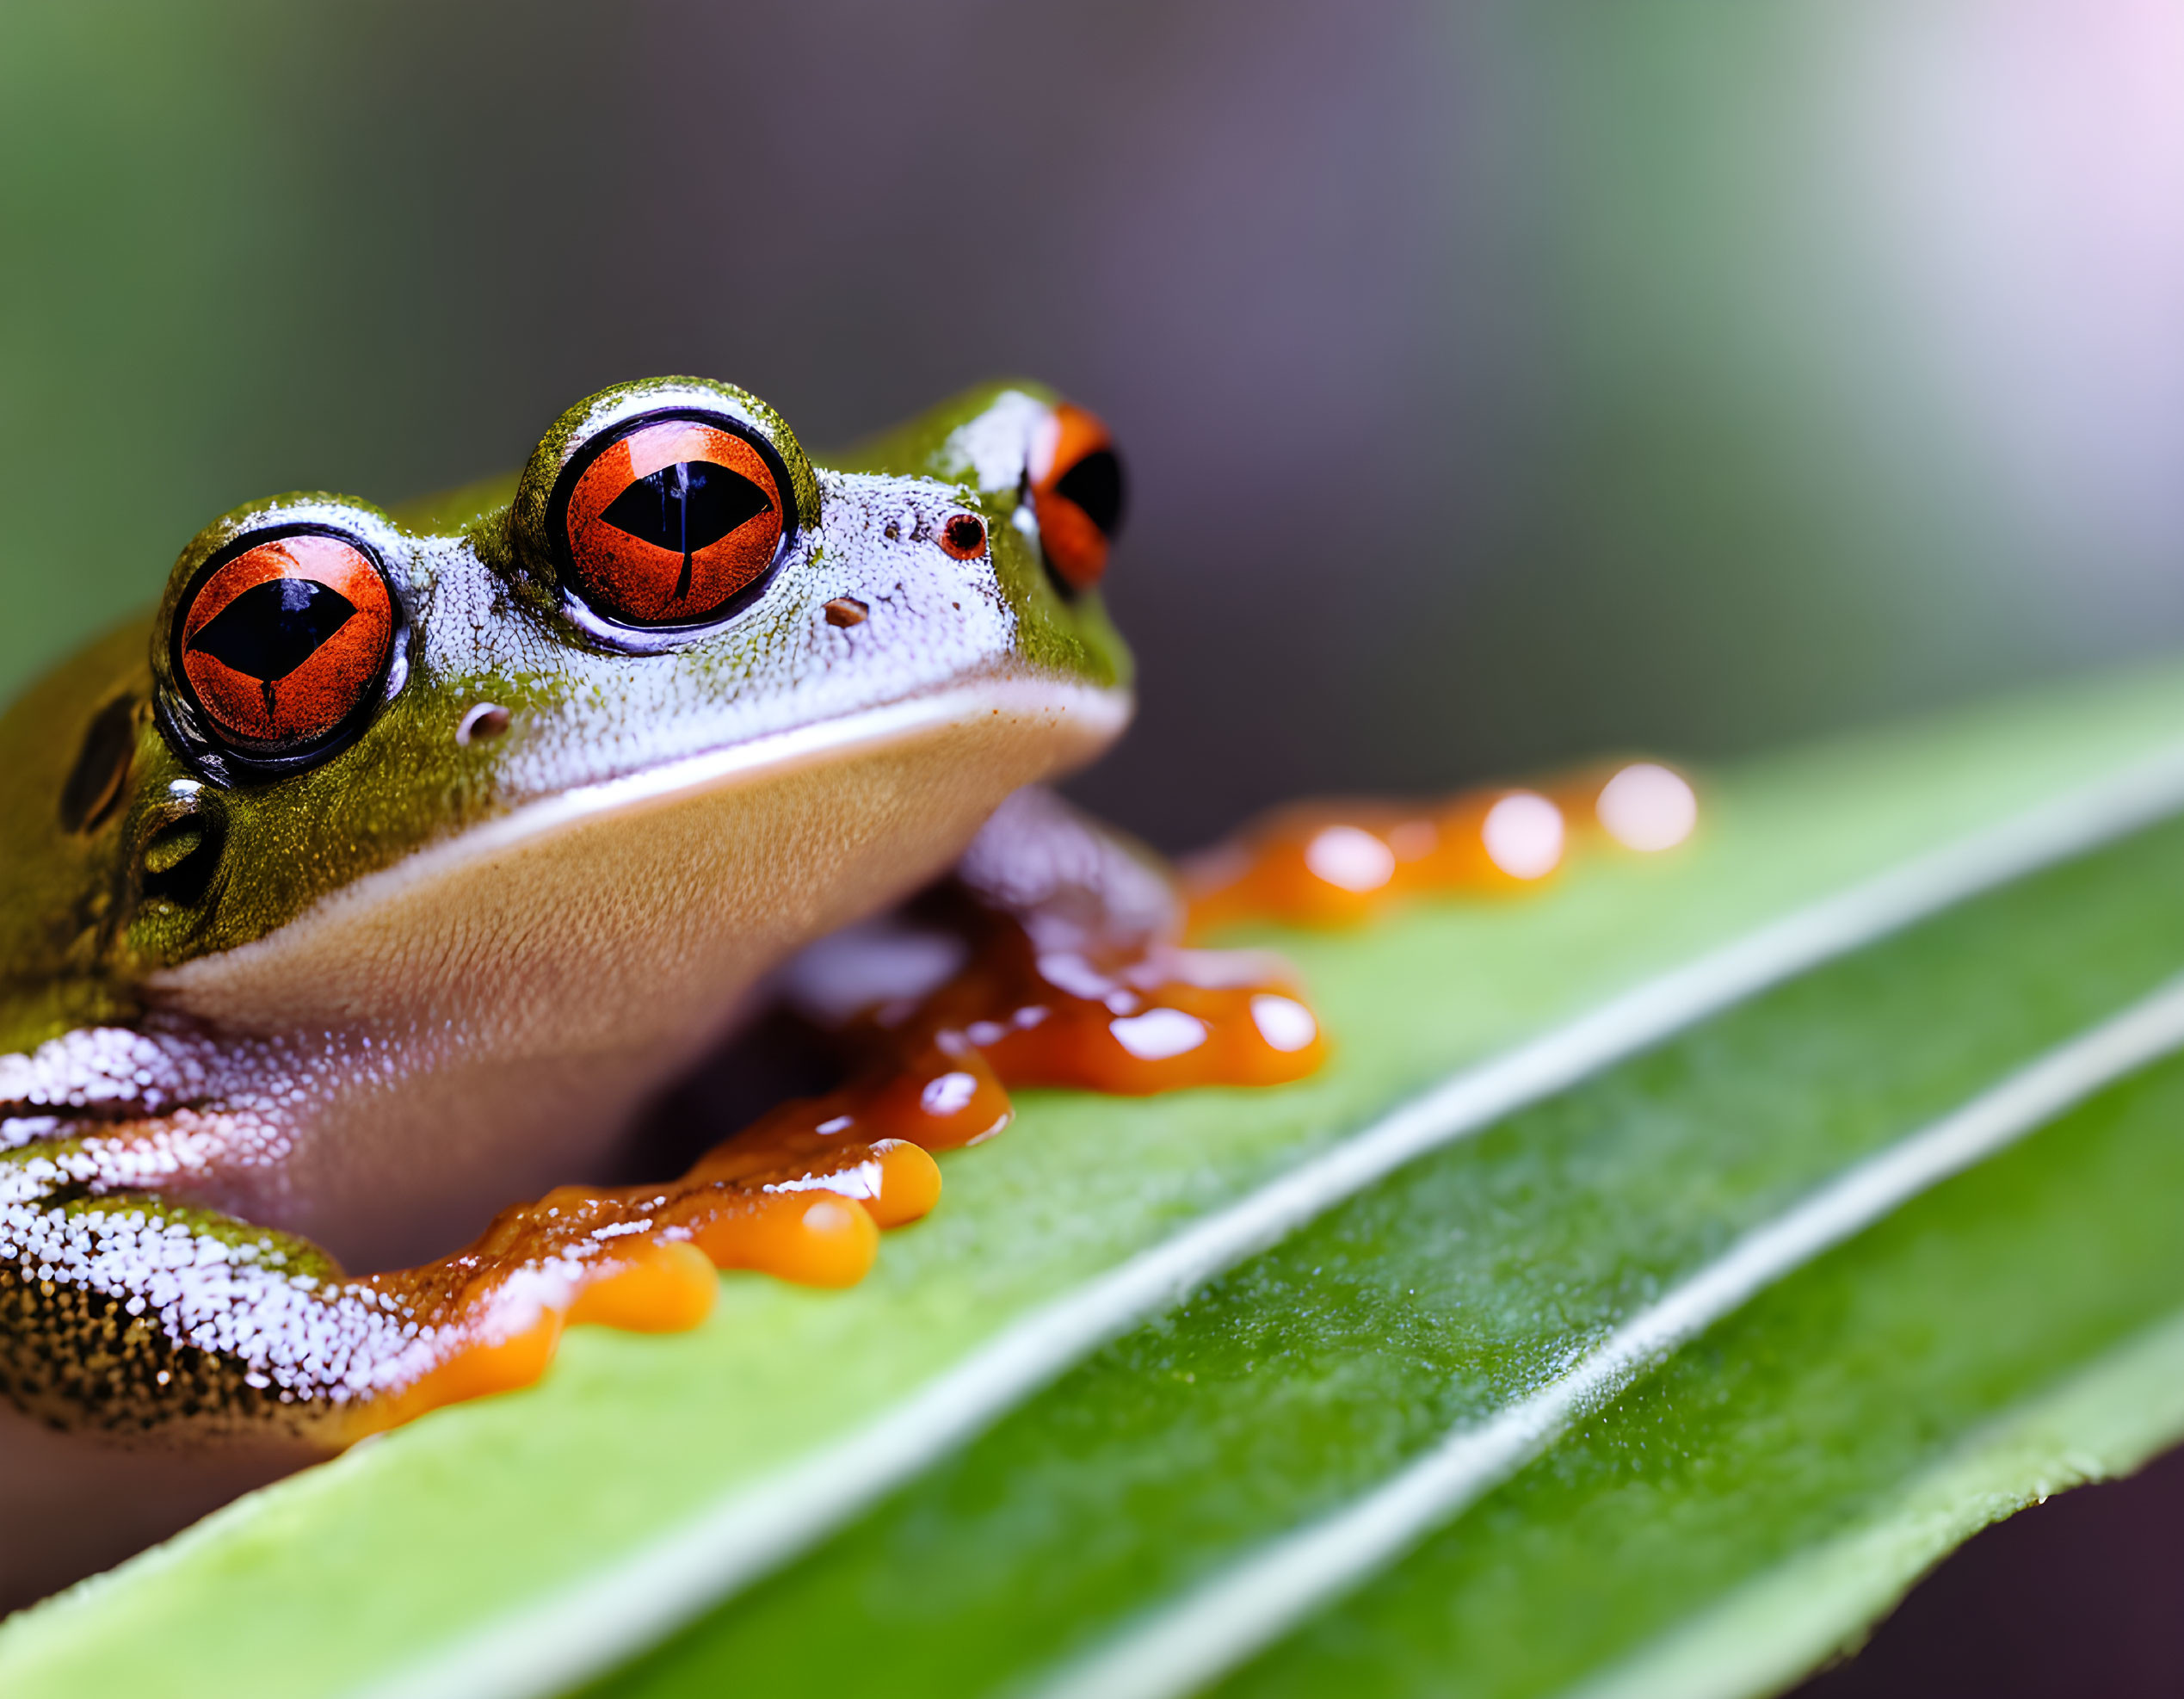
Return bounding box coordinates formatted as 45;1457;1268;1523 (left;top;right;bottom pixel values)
940;514;988;560
455;702;510;747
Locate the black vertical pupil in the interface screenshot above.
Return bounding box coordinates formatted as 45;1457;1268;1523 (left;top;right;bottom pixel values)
601;461;772;555
188;578;359;683
1052;448;1126;538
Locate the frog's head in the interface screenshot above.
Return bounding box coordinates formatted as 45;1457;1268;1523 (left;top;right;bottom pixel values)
1;379;1133;1048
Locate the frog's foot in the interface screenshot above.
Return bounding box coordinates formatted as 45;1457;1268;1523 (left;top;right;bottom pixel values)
348;1128;947;1437
1179;759;1700;930
0;1109;944;1443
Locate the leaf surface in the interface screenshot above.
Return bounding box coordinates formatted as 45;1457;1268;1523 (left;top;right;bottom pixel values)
9;664;2184;1697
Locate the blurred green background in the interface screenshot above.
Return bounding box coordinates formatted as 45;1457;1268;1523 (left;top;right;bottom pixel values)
4;0;2180;849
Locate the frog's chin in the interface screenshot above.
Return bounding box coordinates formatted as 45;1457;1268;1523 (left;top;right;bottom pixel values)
152;671;1131;1042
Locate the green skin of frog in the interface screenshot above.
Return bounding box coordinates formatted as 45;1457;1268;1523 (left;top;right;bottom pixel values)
0;377;1137;1445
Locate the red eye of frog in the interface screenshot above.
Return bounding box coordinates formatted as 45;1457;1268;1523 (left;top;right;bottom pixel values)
1028;403;1126;593
557;415;787;627
176;529;394;755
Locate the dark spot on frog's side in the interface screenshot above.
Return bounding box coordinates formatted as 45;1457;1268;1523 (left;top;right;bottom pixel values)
59;696;139;835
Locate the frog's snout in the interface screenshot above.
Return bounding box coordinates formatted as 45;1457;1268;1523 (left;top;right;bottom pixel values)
1026;402;1126;594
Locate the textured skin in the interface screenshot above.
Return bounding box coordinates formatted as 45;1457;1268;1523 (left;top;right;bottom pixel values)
0;378;1133;1439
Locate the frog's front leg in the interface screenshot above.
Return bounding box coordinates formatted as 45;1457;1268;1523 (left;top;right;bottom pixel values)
0;1032;425;1439
1;1130;391;1438
0;1090;942;1442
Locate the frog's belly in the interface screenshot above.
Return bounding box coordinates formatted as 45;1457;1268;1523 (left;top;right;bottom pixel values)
148;680;1126;1270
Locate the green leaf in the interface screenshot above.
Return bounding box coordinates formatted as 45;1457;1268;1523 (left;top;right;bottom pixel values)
11;662;2184;1698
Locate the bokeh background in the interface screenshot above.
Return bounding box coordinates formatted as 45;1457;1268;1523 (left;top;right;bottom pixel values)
5;2;2183;1686
7;0;2183;851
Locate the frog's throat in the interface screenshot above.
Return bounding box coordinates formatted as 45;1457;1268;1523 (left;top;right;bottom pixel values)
145;675;1132;1050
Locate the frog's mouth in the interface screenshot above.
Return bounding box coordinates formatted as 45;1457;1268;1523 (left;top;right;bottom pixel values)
150;673;1132;1046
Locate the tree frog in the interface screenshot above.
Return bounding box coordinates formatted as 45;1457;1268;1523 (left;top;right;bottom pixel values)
0;377;1334;1451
